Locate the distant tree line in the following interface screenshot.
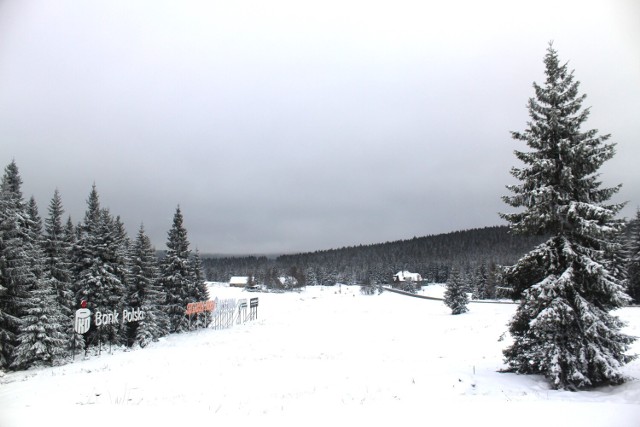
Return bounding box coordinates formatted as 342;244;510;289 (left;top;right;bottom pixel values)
201;226;545;294
0;161;208;371
201;220;640;304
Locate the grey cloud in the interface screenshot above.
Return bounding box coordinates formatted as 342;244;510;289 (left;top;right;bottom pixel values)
1;0;638;254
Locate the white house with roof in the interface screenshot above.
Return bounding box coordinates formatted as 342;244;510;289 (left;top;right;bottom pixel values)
393;271;423;283
229;276;250;288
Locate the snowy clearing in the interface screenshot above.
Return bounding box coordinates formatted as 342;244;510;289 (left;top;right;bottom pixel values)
1;284;639;426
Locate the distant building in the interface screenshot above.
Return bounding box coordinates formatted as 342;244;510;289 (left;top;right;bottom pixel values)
393;271;423;283
229;276;250;288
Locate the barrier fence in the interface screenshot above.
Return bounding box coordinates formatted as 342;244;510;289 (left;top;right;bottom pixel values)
187;296;259;331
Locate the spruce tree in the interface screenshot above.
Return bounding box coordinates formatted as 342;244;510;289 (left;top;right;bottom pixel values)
443;268;469;315
129;224;167;347
43;191;75;333
109;214;130;345
12;195;69;368
160;207;193;333
0;161;40;368
97;209;127;345
71;185;103;348
500;44;635;389
64;216;76;246
72;186;126;348
26;196;43;239
627;209;640;304
24;196;46;290
486;261;499;300
63;215;84;352
471;262;486;300
10;277;68;369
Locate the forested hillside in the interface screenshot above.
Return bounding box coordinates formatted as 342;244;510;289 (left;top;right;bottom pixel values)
201;226;545;286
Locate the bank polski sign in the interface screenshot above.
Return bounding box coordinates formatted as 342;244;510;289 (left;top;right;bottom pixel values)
94;307;145;326
73;306;145;333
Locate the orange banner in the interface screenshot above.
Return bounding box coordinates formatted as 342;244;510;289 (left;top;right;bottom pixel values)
185;300;215;315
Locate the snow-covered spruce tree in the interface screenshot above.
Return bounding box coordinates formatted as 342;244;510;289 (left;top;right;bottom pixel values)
72;186;127;348
26;196;43;239
160;206;193;333
473;261;499;300
110;214;131;345
486;261;500;299
71;187;100;349
10;195;69;369
97;209;128;346
500;44;635;390
71;184;102;313
360;272;380;295
62;215;84;352
43;191;75;331
129;224;167;347
0;161;41;368
627;209;640;304
444;267;469;315
10;275;69;369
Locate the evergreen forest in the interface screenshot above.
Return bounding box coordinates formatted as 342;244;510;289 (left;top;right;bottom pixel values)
200;226;545;291
0;161;209;371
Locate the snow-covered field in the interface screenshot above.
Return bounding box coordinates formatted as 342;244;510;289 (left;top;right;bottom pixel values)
1;284;639;426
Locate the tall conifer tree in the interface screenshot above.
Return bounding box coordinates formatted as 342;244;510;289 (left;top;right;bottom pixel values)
12;195;68;368
71;185;102;348
10;276;68;369
26;196;43;239
501;44;635;389
102;209;128;345
0;161;40;368
62;215;85;352
472;262;489;300
43;191;74;327
160;207;193;333
129;224;167;346
72;186;127;348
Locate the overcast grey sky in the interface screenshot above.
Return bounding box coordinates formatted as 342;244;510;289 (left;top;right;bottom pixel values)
1;0;638;255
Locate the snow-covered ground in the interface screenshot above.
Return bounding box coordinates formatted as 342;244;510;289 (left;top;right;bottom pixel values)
1;284;639;426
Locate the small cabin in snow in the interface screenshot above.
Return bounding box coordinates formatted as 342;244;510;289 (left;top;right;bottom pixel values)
229;276;250;288
393;271;423;283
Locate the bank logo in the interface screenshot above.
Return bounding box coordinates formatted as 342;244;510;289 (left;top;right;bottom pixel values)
74;308;92;334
